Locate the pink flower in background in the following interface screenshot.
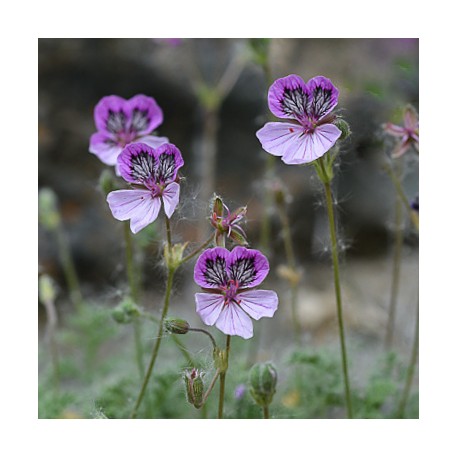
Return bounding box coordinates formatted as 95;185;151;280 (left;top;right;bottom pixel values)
194;247;278;339
383;105;419;158
107;142;183;233
256;74;342;165
89;94;168;168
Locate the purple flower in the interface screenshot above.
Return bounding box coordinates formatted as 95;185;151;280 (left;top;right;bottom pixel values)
89;94;169;168
256;74;342;165
383;105;419;158
106;142;184;233
194;246;278;339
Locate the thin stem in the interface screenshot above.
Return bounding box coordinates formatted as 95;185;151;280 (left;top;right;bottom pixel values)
321;168;353;419
124;222;144;378
397;299;419;418
180;234;214;265
188;327;218;351
130;267;176;419
385;189;404;350
164;215;172;248
43;298;60;392
218;335;231;419
56;224;83;311
199;369;221;408
263;405;270;419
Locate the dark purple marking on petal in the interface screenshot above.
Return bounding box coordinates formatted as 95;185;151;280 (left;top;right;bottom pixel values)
228;255;257;287
154;144;184;183
227;247;270;288
204;255;229;287
117;143;156;184
130;108;150;132
306;76;339;121
129;150;156;181
281;86;309;120
106;109;128;134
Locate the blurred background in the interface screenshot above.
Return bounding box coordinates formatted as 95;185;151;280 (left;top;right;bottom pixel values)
38;38;418;372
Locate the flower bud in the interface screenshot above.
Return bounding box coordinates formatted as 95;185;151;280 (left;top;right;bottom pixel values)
39;274;57;304
164;242;189;271
164;317;190;335
333;118;351;140
249;362;278;407
183;368;205;409
112;298;141;324
39;188;61;230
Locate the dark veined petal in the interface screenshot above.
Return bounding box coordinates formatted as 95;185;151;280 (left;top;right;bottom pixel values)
106;189;161;233
281;124;341;165
89;132;122;166
227;246;269;288
237;290;278;320
94;95;130;135
153;143;185;184
195;293;225;326
256;122;307;158
305;76;339;121
117;143;156;184
215;303;254;339
161;182;180;218
268;74;310;122
194;247;230;289
126;94;164;136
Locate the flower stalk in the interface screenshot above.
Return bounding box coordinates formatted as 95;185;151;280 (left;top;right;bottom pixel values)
218;335;232;419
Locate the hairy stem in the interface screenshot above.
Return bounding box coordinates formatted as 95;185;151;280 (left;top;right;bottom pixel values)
320;161;353;419
263;405;270;419
218;335;232;419
180;234;214;265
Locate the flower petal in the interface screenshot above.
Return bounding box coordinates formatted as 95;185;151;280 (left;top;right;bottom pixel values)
215;304;253;339
306;76;339;121
195;293;225;326
117;143;156;184
153;143;184;183
383;122;405;137
237;290;278;320
106;189;161;233
227;246;269;288
162;182;180;218
89;132;122;166
268;74;309;122
94;95;129;135
194;247;230;289
281;123;342;165
140;135;170;149
126;94;164;136
256;122;305;157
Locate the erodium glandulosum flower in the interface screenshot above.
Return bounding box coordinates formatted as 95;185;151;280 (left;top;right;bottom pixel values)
107;142;184;233
194;246;278;339
383;104;419;158
256;74;342;164
89;94;168;168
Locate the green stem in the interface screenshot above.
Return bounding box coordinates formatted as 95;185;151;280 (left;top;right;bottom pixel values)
180;234;214;265
188;327;218;350
130;267;175;418
56;224;83;311
397;299;419;418
124;222;144;378
321;168;353;419
385;189;404;350
263;405;270;419
218;335;231;419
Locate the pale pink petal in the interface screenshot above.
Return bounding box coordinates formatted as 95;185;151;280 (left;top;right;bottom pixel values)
256;122;305;157
106;189;161;233
89;132;122;166
195;293;225;326
383;122;405;137
215;304;253;339
281;123;341;165
162;182;180;218
237;290;278;320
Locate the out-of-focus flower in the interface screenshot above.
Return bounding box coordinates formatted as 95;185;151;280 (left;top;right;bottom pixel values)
256;74;342;165
194;246;278;339
234;383;247;400
107;142;183;233
89;94;168;169
210;195;248;246
383;104;419;158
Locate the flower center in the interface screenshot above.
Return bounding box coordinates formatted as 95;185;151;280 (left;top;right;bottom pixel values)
221;279;240;305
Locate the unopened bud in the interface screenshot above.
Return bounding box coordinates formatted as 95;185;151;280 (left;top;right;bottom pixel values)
183;368;205;409
164;242;189;271
39;188;61;230
112;298;141;324
333;118;351;140
164;317;190;335
39;274;57;304
249;362;278;407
